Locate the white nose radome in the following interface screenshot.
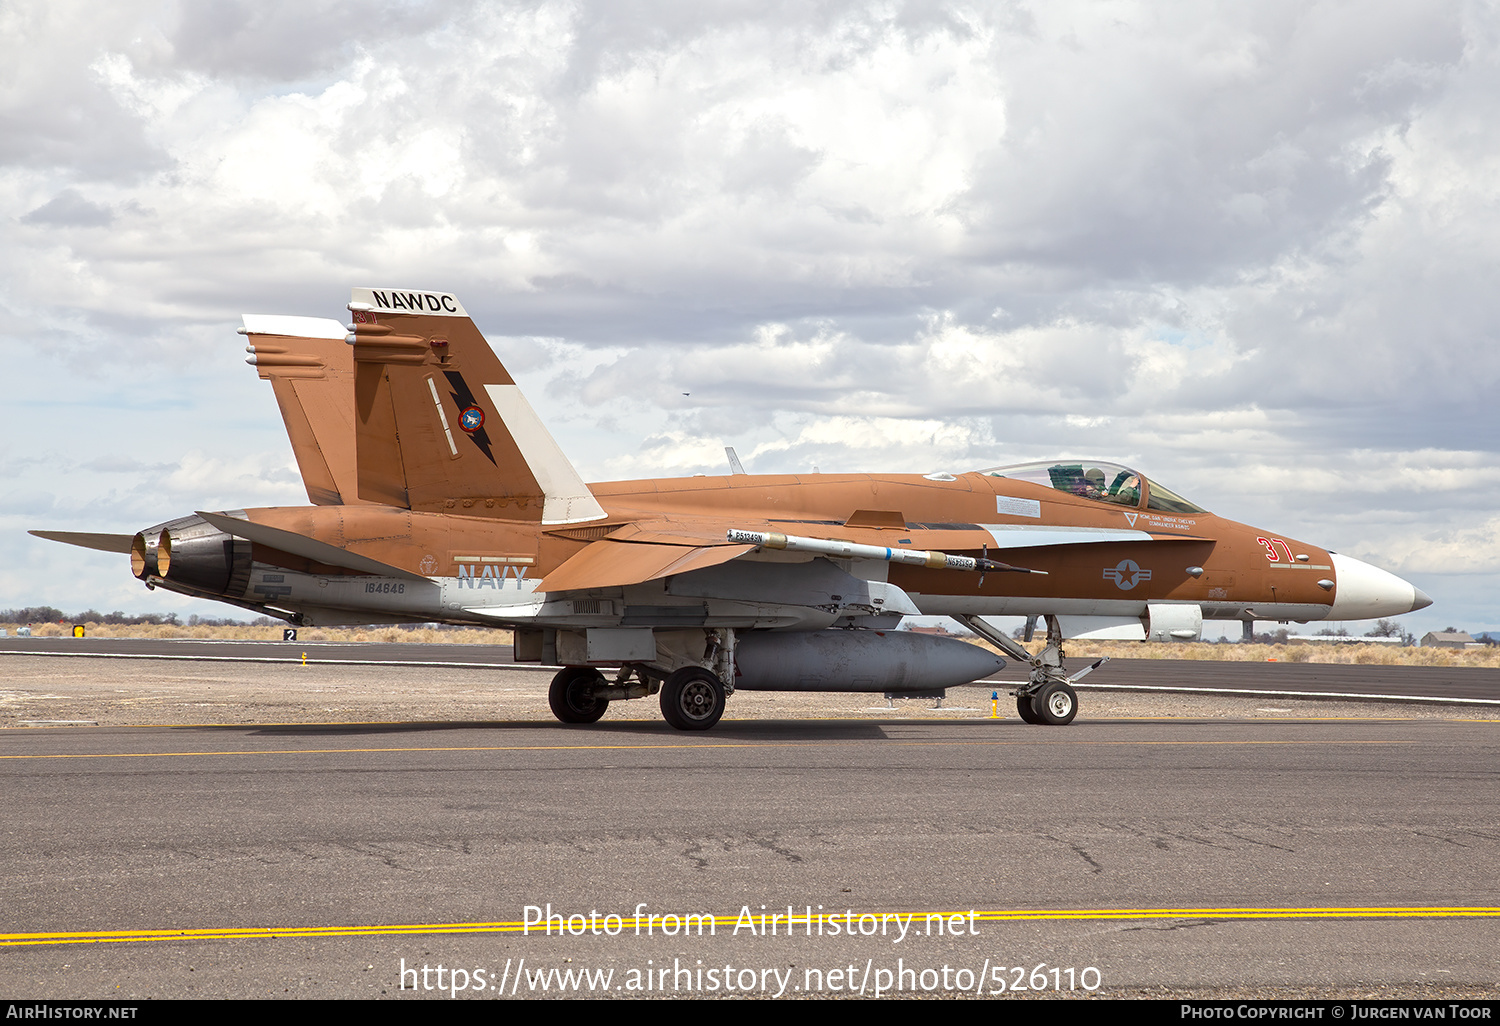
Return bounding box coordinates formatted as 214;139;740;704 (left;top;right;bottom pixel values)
1327;553;1433;620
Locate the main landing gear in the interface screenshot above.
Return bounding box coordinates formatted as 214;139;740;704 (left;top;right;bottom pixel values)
548;666;610;724
546;661;730;731
956;614;1105;726
659;667;727;731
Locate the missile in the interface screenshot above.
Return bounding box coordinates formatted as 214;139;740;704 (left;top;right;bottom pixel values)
725;529;1044;574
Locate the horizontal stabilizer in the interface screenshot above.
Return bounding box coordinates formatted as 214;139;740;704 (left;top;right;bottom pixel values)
29;530;134;554
194;511;431;583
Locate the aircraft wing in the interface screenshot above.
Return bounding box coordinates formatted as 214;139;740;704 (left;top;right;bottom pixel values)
539;538;756;592
536;516;1211;594
537;516;760;592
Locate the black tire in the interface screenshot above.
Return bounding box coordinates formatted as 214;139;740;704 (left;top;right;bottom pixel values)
1030;680;1078;726
660;667;726;731
549;666;609;724
1015;694;1042;724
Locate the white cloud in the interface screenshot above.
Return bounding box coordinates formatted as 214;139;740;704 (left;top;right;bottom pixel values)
3;0;1498;631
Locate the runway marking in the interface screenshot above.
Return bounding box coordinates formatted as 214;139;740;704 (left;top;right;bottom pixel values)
0;737;1462;762
5;906;1499;948
1065;682;1500;707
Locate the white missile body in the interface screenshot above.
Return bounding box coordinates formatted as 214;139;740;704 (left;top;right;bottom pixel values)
725;529;1044;574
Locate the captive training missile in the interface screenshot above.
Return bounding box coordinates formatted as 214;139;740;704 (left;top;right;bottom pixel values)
724;529;1044;575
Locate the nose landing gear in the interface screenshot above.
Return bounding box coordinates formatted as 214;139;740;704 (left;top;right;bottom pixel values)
956;614;1103;726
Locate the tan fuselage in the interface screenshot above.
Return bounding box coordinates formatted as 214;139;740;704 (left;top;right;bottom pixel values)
202;470;1332;627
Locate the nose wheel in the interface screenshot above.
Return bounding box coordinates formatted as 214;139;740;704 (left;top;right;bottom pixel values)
1015;695;1042;724
1029;680;1078;725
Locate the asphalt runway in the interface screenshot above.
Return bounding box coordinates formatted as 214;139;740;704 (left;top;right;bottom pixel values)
1085;657;1500;705
1;683;1497;998
1;642;1497;999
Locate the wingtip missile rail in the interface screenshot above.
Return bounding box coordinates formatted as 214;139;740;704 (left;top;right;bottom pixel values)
725;528;1046;575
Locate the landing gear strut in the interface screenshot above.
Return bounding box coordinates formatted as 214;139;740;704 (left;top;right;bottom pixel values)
956;614;1105;726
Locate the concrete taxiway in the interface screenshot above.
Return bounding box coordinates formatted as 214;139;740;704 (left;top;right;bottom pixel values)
0;646;1496;999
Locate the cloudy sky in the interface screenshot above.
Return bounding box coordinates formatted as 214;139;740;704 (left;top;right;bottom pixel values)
3;0;1495;636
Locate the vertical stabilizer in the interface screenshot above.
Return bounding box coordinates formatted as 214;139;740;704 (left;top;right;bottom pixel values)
346;288;606;524
240;315;369;506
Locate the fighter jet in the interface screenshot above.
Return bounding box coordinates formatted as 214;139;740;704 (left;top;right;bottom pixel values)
33;288;1433;730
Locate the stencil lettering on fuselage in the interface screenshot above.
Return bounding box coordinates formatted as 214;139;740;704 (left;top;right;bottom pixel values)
456;564;528;589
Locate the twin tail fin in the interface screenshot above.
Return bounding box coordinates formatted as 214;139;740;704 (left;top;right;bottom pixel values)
343;288;605;524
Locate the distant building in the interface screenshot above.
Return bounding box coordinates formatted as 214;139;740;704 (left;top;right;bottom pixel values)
1421;631;1478;648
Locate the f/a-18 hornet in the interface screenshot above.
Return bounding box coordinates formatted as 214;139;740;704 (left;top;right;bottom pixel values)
34;288;1432;730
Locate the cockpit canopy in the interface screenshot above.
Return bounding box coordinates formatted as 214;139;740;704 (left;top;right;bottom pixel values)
977;461;1207;515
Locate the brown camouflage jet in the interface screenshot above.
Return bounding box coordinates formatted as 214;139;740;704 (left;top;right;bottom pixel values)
33;288;1433;730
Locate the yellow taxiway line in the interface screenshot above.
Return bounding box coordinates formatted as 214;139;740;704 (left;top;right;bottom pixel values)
5;907;1499;948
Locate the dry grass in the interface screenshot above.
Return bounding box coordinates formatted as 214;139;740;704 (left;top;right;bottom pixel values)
991;637;1500;668
3;621;512;646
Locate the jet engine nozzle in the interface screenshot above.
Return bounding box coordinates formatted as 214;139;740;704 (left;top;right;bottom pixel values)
133;514;253;599
129;531;169;580
1327;553;1433;620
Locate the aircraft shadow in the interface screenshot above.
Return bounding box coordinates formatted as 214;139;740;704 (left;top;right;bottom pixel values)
179;718;918;741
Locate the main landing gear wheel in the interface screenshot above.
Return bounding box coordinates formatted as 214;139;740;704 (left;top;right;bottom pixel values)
549;666;609;724
1030;680;1078;726
1015;695;1043;724
660;667;726;731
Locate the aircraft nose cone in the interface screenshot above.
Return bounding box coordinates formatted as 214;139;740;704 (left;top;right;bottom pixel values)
1328;553;1430;619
